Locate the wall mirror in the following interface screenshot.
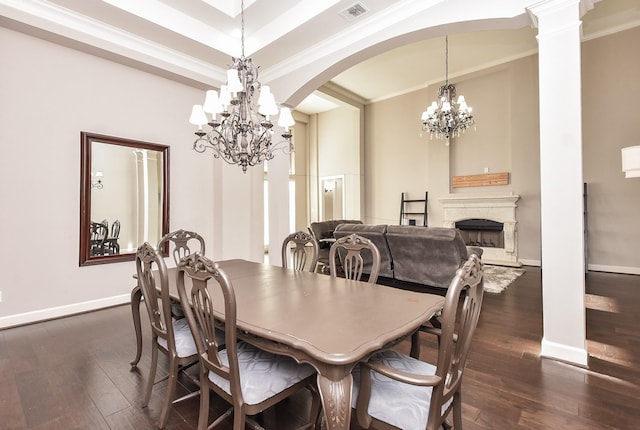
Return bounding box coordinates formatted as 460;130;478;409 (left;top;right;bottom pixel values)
80;132;169;266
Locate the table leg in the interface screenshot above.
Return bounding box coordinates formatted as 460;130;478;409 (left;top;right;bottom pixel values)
317;372;353;430
130;284;143;367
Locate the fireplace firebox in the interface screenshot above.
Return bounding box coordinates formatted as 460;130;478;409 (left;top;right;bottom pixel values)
455;218;504;248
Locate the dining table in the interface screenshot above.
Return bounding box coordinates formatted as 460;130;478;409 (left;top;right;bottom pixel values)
130;258;445;430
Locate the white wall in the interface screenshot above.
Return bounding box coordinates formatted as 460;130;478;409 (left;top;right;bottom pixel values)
316;106;362;220
0;27;216;326
364;89;430;226
582;27;640;273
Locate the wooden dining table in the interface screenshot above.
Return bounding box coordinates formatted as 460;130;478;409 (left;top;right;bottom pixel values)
130;259;445;430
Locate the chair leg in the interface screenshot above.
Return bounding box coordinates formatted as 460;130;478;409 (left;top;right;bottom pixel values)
410;330;421;359
143;342;159;407
233;409;246;430
197;383;210;430
452;393;463;429
158;357;180;428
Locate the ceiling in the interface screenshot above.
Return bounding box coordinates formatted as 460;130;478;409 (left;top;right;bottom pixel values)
1;0;639;114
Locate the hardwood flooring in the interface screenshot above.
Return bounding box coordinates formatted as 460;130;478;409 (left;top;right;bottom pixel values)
1;267;639;429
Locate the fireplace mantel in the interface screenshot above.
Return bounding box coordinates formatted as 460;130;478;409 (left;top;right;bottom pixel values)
439;194;521;266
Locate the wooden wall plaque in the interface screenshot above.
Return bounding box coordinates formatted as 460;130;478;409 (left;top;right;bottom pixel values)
452;172;510;188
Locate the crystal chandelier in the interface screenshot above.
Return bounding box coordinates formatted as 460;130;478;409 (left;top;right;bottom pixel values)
188;0;294;173
421;36;475;145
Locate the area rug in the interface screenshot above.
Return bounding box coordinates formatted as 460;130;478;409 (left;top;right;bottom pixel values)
483;265;525;294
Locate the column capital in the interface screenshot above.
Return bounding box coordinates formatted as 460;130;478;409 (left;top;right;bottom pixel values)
527;0;598;30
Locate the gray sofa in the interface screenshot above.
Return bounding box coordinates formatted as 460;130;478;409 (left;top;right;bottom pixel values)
333;224;482;290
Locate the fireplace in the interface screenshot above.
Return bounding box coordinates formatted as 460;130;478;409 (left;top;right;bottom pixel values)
439;195;521;266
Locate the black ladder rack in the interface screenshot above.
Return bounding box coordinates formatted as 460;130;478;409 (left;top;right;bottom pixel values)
399;192;428;226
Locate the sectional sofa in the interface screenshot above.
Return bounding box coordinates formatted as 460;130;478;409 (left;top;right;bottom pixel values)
332;223;482;291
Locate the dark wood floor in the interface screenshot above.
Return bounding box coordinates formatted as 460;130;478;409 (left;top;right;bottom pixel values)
1;267;639;429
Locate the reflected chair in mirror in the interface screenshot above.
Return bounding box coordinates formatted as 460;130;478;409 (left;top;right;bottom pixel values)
105;219;121;255
352;254;484;430
281;231;319;272
176;253;321;430
328;233;381;284
89;221;109;256
157;229;205;265
136;242;200;429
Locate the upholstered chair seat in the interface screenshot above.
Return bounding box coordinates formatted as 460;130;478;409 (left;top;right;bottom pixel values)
156;317;198;358
351;350;452;430
207;341;317;406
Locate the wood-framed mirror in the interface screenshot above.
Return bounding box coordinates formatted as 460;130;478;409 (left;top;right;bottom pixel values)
80;132;170;266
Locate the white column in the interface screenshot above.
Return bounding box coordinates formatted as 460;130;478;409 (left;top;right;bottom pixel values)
527;0;589;365
211;157;224;259
219;163;264;263
267;144;291;266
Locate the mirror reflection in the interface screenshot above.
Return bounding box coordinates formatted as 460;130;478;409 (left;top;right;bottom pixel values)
80;132;169;266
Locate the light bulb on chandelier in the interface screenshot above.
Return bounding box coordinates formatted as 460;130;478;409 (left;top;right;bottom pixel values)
421;35;476;145
188;0;295;173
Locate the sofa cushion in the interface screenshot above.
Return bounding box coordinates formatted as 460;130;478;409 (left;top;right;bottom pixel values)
386;226;468;289
333;224;393;279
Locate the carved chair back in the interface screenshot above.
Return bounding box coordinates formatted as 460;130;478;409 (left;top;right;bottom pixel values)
135;242;174;348
157;229;206;265
329;233;381;284
281;231;319;272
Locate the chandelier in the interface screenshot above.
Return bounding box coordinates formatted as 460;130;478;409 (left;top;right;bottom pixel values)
188;0;294;173
421;36;475;145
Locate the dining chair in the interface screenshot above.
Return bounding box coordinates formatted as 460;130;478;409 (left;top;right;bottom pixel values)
136;242;200;429
157;229;206;319
176;253;321;430
328;233;381;283
89;221;108;256
157;229;206;265
352;254;484;430
281;231;319;272
105;219;120;254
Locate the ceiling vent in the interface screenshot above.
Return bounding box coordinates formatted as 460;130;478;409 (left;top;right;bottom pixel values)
339;2;369;22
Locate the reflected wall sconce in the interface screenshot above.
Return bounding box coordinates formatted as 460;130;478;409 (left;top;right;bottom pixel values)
323;180;336;193
91;171;104;189
621;146;640;178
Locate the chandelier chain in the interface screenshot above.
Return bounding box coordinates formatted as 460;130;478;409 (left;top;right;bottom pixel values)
240;0;245;58
445;35;448;85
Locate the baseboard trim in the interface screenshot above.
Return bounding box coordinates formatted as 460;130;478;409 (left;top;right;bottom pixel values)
515;260;640;275
540;338;588;367
588;264;640;275
519;258;541;267
0;294;131;329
